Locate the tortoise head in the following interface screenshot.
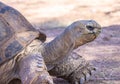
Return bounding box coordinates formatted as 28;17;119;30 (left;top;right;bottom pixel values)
67;20;101;48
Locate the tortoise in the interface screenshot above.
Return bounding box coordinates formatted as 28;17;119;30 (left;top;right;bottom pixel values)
0;2;101;84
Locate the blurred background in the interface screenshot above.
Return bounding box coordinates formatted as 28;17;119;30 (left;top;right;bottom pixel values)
2;0;120;27
2;0;120;84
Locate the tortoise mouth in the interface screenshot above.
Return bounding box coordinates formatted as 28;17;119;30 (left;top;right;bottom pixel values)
89;30;101;38
83;29;101;41
92;31;97;38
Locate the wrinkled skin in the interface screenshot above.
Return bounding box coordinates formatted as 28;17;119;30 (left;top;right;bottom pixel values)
42;20;101;63
0;19;101;84
42;20;101;84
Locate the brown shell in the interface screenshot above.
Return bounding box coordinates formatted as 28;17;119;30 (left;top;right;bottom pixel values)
0;2;46;64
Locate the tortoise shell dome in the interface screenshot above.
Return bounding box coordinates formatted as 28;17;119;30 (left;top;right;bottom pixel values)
0;2;46;65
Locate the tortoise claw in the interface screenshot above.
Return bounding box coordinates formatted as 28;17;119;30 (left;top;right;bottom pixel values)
69;64;96;84
79;76;85;84
85;73;90;81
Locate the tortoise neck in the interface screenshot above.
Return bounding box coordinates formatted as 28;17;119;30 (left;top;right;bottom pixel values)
41;30;75;63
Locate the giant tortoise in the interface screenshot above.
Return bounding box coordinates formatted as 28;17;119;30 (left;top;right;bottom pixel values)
0;2;101;84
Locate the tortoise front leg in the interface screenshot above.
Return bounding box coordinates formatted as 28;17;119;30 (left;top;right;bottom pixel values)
48;52;96;84
19;53;53;84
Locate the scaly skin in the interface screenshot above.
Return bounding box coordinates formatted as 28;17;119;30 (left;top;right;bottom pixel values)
41;20;101;84
19;40;54;84
48;52;96;84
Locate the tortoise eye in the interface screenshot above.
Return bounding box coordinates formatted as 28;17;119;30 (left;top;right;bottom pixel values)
86;26;94;31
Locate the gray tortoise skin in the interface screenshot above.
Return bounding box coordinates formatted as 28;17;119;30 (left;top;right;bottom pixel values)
0;2;101;84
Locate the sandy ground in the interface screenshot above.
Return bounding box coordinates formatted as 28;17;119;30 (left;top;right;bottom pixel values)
1;0;120;84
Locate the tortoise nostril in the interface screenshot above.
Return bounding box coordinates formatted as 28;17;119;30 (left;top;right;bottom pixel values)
86;26;94;31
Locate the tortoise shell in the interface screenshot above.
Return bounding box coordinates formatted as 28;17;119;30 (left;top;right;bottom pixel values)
0;2;46;64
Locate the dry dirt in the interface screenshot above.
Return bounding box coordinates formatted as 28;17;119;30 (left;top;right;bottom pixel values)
2;0;120;84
